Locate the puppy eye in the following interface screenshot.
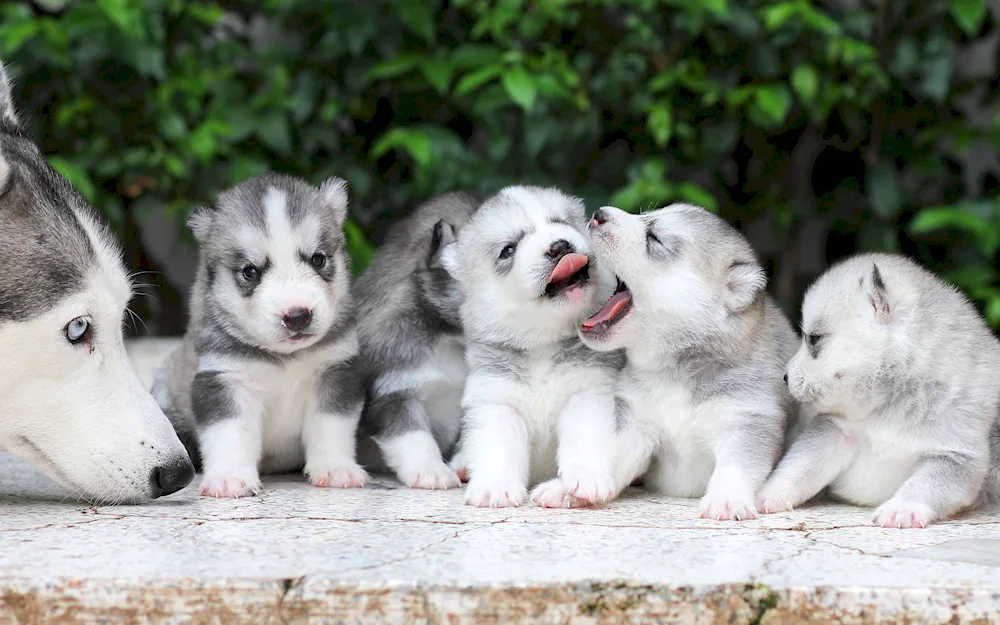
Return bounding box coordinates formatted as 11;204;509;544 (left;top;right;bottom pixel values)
807;334;822;347
241;265;260;281
65;316;92;346
310;253;327;268
499;244;516;260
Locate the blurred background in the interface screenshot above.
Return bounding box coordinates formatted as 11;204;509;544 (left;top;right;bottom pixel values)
1;0;998;336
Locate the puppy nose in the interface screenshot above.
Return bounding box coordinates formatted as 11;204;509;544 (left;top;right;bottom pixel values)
591;209;608;227
783;373;789;385
150;457;195;498
546;239;573;259
282;307;312;332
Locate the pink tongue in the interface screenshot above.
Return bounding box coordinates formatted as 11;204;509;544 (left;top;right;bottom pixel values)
548;253;589;283
582;290;632;328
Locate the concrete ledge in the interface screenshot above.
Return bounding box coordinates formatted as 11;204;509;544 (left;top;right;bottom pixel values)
0;339;995;623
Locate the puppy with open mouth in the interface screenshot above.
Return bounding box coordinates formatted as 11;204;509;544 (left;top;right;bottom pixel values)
580;204;798;521
440;186;623;508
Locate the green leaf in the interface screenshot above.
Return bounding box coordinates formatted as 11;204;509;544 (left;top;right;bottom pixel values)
344;219;375;275
420;57;453;94
257;113;292;156
868;163;902;218
753;85;792;127
454;64;502;95
451;45;502;70
501;67;537;111
368;55;420;80
677;183;717;212
762;3;799;30
371;128;433;166
909;205;1000;256
0;20;39;55
395;0;435;42
951;0;987;35
700;0;729;17
48;157;97;203
648;103;673;147
791;65;819;104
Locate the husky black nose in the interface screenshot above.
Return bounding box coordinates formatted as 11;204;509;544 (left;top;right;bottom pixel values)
282;307;312;332
591;209;608;227
546;239;573;259
150;457;195;498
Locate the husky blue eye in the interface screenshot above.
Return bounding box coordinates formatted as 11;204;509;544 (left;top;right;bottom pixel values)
66;317;90;344
242;265;259;281
499;244;516;260
310;253;326;268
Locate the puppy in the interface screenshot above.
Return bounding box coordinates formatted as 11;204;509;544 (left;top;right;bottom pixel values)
354;191;482;489
440;186;622;508
758;253;1000;527
579;204;798;521
153;174;367;497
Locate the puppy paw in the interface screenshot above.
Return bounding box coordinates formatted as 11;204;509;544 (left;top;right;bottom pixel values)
559;470;616;506
872;499;935;529
448;454;471;483
306;464;369;489
464;479;527;508
756;490;796;515
699;490;758;521
398;461;461;490
200;473;262;499
530;478;589;508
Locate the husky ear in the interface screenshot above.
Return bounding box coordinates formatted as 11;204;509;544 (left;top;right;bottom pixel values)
724;261;767;313
0;60;21;129
319;176;349;227
428;219;457;268
565;195;586;226
862;263;891;322
186;206;214;243
438;241;461;279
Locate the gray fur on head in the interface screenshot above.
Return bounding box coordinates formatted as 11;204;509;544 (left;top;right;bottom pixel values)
761;252;1000;527
352;191;483;489
580;203;798;521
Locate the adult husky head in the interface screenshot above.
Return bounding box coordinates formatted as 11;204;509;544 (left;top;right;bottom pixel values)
440;185;609;347
186;173;352;355
0;60;193;502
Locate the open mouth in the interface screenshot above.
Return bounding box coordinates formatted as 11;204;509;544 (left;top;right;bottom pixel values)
544;253;590;298
581;278;633;337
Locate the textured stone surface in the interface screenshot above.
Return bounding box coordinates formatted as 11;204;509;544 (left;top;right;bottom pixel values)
0;339;996;623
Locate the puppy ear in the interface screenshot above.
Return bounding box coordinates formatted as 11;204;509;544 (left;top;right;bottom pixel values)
319;176;349;227
0;60;21;129
862;263;891;322
438;241;461;279
186;206;214;243
428;219;457;268
724;261;767;313
564;195;586;226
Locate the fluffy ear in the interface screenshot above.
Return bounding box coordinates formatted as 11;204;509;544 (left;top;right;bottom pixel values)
724;261;767;313
564;195;586;226
0;59;21;129
319;176;349;227
428;219;457;268
862;263;891;322
438;241;461;279
186;207;214;243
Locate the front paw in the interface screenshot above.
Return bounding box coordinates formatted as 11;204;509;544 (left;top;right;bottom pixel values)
398;461;461;490
872;499;935;529
200;473;262;498
756;488;796;515
464;479;527;508
558;469;616;506
448;453;471;483
699;489;758;521
530;478;589;508
306;464;369;488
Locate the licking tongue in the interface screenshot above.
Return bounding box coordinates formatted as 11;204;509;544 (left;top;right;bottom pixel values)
582;290;632;329
548;253;589;284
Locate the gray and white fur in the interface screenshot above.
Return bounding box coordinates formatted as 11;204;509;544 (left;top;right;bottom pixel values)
579;204;798;521
758;253;1000;527
353;191;483;489
0;59;194;503
153;173;367;498
440;186;624;508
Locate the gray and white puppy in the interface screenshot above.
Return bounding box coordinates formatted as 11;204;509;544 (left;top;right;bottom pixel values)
153;173;367;498
440;185;623;508
579;204;798;521
353;191;483;489
758;253;1000;527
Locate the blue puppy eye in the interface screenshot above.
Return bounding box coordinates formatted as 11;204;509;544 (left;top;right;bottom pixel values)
499;244;516;260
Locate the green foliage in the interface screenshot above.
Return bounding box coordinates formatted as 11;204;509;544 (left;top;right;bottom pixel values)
2;0;998;329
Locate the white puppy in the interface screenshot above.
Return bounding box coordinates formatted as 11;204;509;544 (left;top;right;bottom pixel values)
441;186;622;508
579;204;798;521
758;253;1000;527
